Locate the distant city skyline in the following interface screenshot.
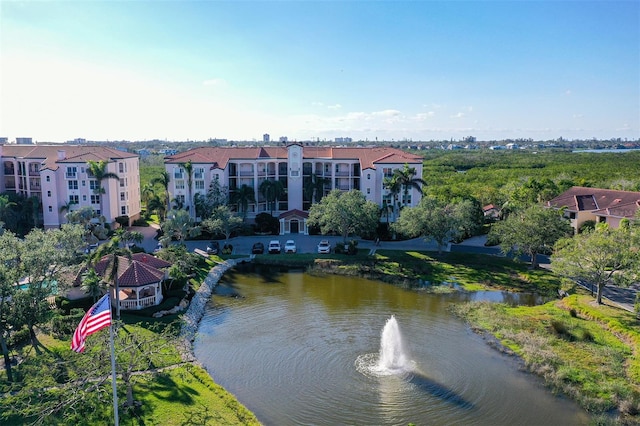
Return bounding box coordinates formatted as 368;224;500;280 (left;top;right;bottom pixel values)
1;1;638;143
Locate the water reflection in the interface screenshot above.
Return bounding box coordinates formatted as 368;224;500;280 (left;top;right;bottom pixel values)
195;265;589;425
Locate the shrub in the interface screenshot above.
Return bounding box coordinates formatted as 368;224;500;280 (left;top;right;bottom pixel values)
8;327;30;347
254;213;279;234
50;309;85;338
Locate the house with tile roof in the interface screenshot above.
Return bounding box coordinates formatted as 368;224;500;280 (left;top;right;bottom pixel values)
164;143;425;234
547;186;640;232
92;253;171;311
0;144;141;229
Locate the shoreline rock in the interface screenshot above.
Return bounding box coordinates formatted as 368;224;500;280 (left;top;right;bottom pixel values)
178;258;248;362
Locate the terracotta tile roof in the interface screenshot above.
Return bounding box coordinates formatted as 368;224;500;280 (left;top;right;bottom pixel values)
0;144;137;172
548;186;640;218
164;145;423;171
93;254;169;287
131;252;172;269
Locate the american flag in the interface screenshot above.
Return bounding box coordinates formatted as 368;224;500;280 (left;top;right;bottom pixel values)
71;294;112;353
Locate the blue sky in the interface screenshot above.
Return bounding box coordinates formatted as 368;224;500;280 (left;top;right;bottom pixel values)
1;1;638;142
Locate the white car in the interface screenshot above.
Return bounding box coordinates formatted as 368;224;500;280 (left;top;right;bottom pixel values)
317;240;331;254
284;240;297;253
268;240;281;254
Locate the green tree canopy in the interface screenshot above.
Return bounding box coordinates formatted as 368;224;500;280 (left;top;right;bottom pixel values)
392;197;460;253
490;204;573;268
201;205;243;241
552;224;640;304
307;190;379;243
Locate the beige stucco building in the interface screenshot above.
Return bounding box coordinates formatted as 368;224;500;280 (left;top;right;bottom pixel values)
164;144;424;235
547;186;640;232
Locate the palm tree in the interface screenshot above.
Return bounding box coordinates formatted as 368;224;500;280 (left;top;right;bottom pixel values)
304;174;330;204
392;163;427;208
86;160;120;221
179;161;195;221
89;236;131;320
146;195;166;221
150;170;171;220
230;184;255;221
383;176;401;220
259;179;285;215
81;269;105;303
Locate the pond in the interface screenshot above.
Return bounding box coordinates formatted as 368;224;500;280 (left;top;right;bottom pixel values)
194;265;589;425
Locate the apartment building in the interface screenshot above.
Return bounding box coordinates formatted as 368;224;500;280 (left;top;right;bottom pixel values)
164;143;424;234
0;144;141;229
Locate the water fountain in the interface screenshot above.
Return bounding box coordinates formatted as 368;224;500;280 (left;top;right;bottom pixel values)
375;315;413;375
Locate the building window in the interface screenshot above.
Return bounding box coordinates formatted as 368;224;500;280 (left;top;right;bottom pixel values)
383;168;393;178
367;173;371;180
195;181;204;190
89;180;99;191
48;206;52;212
194;168;204;179
66;167;77;178
83;195;87;201
120;178;125;187
174;168;184;179
91;195;100;204
46;176;50;182
82;180;86;187
177;194;185;204
121;206;128;215
69;195;79;204
175;180;185;190
47;191;51;197
367;188;371;194
119;163;124;173
68;180;78;190
120;192;125;201
569;212;576;219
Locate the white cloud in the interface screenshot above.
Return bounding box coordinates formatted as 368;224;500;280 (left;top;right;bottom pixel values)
203;78;227;87
573;114;584;119
451;112;466;119
414;112;435;121
328;104;342;110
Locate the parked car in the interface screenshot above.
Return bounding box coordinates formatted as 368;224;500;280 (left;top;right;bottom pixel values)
153;242;163;253
84;242;99;254
206;241;220;255
268;240;281;254
317;240;331;254
252;242;265;254
284;240;297;254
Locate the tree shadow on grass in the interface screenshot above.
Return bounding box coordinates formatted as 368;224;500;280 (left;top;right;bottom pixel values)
137;371;200;406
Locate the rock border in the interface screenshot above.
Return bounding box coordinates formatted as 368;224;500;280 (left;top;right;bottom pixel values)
178;258;248;362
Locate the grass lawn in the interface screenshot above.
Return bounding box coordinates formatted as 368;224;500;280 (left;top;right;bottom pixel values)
253;248;563;296
0;320;257;425
452;294;640;421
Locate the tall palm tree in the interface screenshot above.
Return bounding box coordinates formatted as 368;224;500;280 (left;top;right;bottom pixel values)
86;160;120;221
89;236;131;320
392;163;427;208
259;179;285;215
230;184;255;221
304;174;330;204
150;170;171;220
383;176;402;220
179;161;195;221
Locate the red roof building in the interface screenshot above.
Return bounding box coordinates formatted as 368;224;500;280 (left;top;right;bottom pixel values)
547;186;640;232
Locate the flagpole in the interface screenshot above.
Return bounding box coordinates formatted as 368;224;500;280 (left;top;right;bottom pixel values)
109;320;119;426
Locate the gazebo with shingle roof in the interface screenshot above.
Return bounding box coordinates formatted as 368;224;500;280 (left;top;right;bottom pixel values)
93;253;171;311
